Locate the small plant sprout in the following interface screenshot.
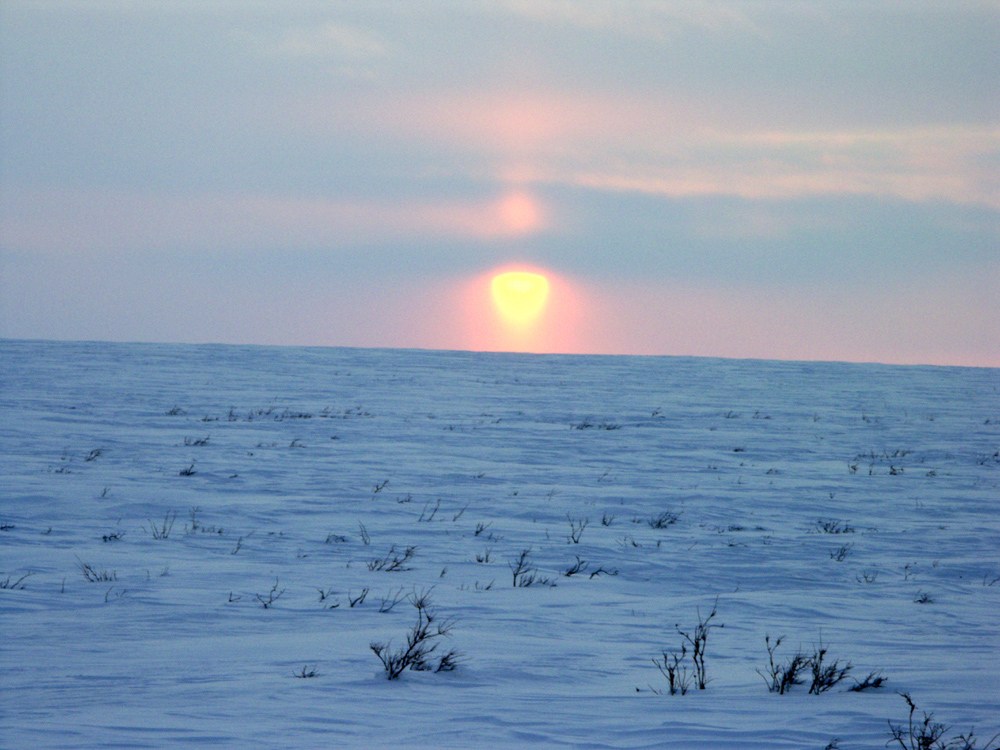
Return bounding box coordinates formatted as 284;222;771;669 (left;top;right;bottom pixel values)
648;511;679;529
317;587;339;608
567;515;589;544
829;543;853;562
418;498;441;522
508;549;552;587
0;572;34;590
255;579;285;609
294;665;318;678
817;519;855;534
145;511;177;540
509;548;534;587
563;555;589;577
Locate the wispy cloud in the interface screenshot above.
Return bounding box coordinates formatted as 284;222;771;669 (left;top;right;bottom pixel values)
298;86;998;207
260;23;387;60
487;0;770;39
0;187;551;256
555;125;1000;208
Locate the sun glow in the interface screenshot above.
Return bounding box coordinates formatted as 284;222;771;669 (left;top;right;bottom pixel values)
456;266;585;354
491;271;550;326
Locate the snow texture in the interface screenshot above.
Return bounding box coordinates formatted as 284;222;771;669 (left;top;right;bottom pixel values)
2;339;998;749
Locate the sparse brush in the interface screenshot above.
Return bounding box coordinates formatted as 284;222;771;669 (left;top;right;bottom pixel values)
648;511;679;529
808;642;852;694
829;543;853;562
348;588;369;608
255;579;285;609
817;519;855;534
888;692;1000;750
657;599;721;694
77;558;116;582
849;670;887;692
564;555;589;577
567;515;589;544
509;548;533;587
757;634;810;694
379;587;407;613
145;511;177;540
508;549;554;587
418;499;441;522
370;591;460;679
588;566;619;579
367;545;416;572
677;599;721;690
653;646;692;695
0;572;34;589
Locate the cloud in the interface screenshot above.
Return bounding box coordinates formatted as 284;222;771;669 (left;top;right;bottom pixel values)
258;23;387;60
303;85;998;208
486;0;769;40
0;187;552;256
609;127;997;208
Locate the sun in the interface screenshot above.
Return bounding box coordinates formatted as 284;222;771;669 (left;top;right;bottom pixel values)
490;270;550;326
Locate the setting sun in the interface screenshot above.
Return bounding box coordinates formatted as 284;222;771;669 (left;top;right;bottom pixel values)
457;265;584;353
490;271;550;326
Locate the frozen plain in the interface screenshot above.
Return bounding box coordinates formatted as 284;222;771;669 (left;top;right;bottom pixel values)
1;339;998;749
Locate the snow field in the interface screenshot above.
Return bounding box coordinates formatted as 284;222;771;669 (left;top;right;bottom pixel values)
1;340;998;748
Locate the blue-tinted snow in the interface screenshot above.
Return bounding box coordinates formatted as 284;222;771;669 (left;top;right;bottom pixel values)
1;339;997;748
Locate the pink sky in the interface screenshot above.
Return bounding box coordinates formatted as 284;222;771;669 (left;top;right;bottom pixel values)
1;2;997;366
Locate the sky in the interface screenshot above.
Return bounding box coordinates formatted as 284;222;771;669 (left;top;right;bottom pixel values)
1;1;998;366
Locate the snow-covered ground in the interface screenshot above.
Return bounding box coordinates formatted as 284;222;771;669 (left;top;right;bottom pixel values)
2;339;998;749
